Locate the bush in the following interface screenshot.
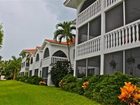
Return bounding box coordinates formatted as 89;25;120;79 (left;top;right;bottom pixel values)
16;76;43;85
59;72;140;105
51;61;70;87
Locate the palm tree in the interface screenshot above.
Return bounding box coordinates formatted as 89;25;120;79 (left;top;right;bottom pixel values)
0;24;4;48
8;56;22;80
54;21;76;71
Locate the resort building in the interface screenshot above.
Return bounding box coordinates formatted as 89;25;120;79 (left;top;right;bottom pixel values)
64;0;140;77
20;38;75;85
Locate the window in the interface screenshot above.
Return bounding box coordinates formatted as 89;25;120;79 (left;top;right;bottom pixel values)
36;54;39;61
42;67;48;79
125;0;140;24
34;69;39;76
52;50;67;57
106;3;123;32
78;24;88;44
79;0;96;13
29;70;32;77
30;57;33;64
76;59;86;78
88;57;100;76
44;48;49;58
89;16;101;39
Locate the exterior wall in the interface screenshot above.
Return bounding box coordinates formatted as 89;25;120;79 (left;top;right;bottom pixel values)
20;54;30;75
41;42;75;86
65;0;140;77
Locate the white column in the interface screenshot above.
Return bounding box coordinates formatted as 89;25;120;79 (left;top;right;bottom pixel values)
100;54;104;75
123;50;125;74
123;0;126;25
100;0;105;75
47;66;54;86
74;10;79;77
86;59;88;76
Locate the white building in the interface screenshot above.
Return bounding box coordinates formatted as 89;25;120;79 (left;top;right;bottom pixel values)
20;38;75;85
64;0;140;77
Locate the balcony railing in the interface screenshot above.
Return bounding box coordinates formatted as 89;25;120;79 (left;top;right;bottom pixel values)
104;0;122;9
77;36;101;57
33;61;40;69
42;57;51;67
77;0;101;26
104;20;140;51
76;20;140;59
51;56;68;64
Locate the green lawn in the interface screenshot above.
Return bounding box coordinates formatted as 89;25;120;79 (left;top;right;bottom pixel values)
0;81;100;105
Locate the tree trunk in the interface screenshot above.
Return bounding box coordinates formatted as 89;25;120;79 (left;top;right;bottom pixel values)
67;43;73;74
13;70;16;80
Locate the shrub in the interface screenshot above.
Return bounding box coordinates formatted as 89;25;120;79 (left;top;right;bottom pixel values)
59;74;84;95
16;76;43;85
51;61;70;87
59;72;140;105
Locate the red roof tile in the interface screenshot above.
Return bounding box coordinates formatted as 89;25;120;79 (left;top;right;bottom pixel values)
45;39;75;45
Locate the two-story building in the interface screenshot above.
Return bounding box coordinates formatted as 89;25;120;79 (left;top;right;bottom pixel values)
64;0;140;77
20;38;75;85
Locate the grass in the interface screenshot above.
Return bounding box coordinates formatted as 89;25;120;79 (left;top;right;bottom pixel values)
0;80;100;105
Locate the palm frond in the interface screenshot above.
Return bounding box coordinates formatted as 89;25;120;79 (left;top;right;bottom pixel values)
54;29;64;40
70;26;76;31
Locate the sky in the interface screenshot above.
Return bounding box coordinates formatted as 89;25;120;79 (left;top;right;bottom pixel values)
0;0;76;60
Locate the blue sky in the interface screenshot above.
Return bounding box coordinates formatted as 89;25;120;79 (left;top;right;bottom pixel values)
0;0;76;60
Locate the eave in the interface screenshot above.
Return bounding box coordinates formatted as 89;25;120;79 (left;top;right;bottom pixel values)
64;0;84;9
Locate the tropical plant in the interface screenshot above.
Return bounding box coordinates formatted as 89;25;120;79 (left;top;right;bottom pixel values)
19;50;26;58
8;56;22;80
0;23;4;48
51;61;70;87
118;82;140;105
54;21;76;71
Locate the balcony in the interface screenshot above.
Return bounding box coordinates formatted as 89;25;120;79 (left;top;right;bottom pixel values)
104;19;140;53
51;56;68;64
42;56;68;67
29;64;33;70
77;0;101;26
104;0;122;10
42;57;51;67
33;61;40;69
76;19;140;59
77;0;123;26
76;36;101;59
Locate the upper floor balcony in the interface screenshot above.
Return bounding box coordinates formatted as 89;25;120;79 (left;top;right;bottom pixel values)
76;19;140;60
77;0;122;26
42;56;68;67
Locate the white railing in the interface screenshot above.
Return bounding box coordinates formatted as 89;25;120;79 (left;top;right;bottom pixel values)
29;64;33;70
77;36;101;57
42;57;51;67
77;0;101;26
104;20;140;50
33;61;40;69
104;0;122;9
51;56;68;64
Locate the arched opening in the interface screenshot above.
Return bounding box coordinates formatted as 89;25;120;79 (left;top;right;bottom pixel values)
36;54;39;61
79;0;96;13
44;48;49;58
52;50;67;58
30;57;33;64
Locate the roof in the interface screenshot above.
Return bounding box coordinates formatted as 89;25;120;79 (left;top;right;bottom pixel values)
64;0;83;9
23;48;36;54
45;39;75;46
